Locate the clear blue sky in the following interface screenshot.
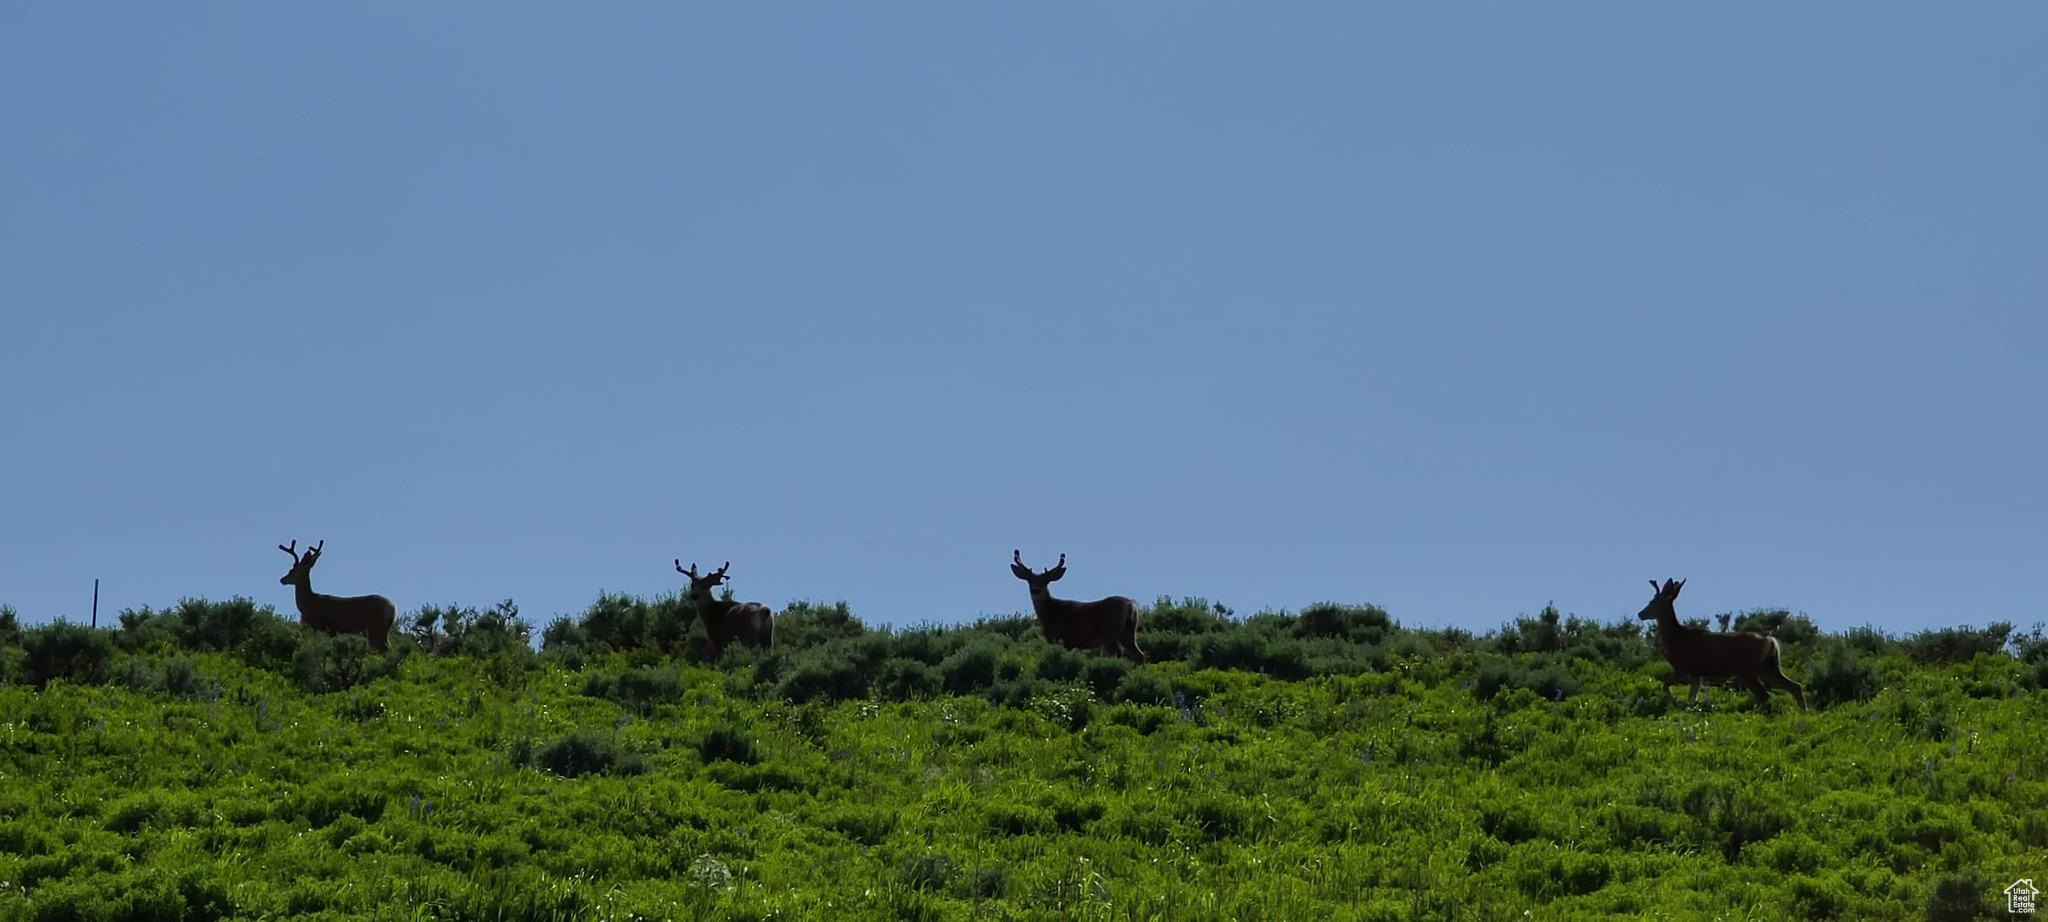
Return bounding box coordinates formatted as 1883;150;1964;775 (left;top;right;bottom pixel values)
3;5;2043;637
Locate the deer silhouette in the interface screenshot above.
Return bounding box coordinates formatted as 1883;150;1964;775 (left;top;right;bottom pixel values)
277;540;396;652
1011;550;1145;661
676;560;774;658
1638;579;1805;710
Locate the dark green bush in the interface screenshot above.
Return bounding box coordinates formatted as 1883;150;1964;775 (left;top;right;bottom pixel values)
940;641;1001;695
965;864;1010;899
698;723;761;765
1843;626;1894;656
775;652;868;703
114;654;211;700
876;657;942;700
1807;639;1882;708
582;665;686;713
897;853;957;892
884;628;950;666
1902;623;2013;666
2012;625;2047;664
973;615;1038;641
1473;656;1580;702
1731;609;1820;646
565;592;692;655
406;600;532;659
775;601;868;650
1924;870;1990;922
2024;657;2048;693
1143;597;1234;635
291;634;396;694
24;621;116;688
1083;656;1132;697
1033;646;1087;683
531;731;645;778
1298;602;1393;644
1113;670;1174;707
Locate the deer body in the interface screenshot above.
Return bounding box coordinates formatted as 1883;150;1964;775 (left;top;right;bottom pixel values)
278;540;395;652
1638;579;1805;710
677;561;773;658
1011;550;1145;661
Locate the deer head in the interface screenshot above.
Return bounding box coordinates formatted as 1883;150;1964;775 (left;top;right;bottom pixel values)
676;560;732;598
278;539;325;586
1637;578;1684;621
1011;550;1067;592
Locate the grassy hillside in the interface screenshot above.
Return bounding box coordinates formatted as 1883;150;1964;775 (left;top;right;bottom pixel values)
0;598;2040;920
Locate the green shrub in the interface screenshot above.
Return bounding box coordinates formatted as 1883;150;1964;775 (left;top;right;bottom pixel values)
876;657;942;700
406;599;532;658
966;863;1011;900
1843;625;1895;656
568;592;692;655
23;621;115;687
114;653;211;700
896;853;957;892
1083;655;1132;697
1298;602;1394;643
775;652;867;703
1473;656;1580;702
775;600;868;650
1902;624;2011;666
885;628;950;666
583;665;686;713
1807;640;1882;707
940;641;1000;695
530;731;646;778
1113;669;1174;707
291;633;395;693
2013;625;2047;664
698;723;761;765
1924;870;1990;922
1035;646;1087;683
1732;609;1820;646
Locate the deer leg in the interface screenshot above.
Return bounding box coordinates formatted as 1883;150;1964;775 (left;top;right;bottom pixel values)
1768;670;1808;711
1740;674;1772;710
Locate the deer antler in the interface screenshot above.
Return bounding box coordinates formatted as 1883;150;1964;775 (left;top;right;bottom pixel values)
279;540;299;561
676;559;695;577
713;562;731;580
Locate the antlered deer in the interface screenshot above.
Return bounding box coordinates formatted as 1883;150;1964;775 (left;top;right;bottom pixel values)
277;540;396;652
676;561;774;658
1638;579;1805;711
1010;550;1145;661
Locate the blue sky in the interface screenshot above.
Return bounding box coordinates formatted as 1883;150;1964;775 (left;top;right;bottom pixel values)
2;5;2043;637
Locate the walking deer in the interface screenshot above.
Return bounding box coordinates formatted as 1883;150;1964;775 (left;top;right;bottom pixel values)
676;561;774;658
1011;550;1145;661
277;540;396;652
1638;579;1805;710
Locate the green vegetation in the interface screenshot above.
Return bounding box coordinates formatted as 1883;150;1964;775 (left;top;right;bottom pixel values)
0;595;2040;920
